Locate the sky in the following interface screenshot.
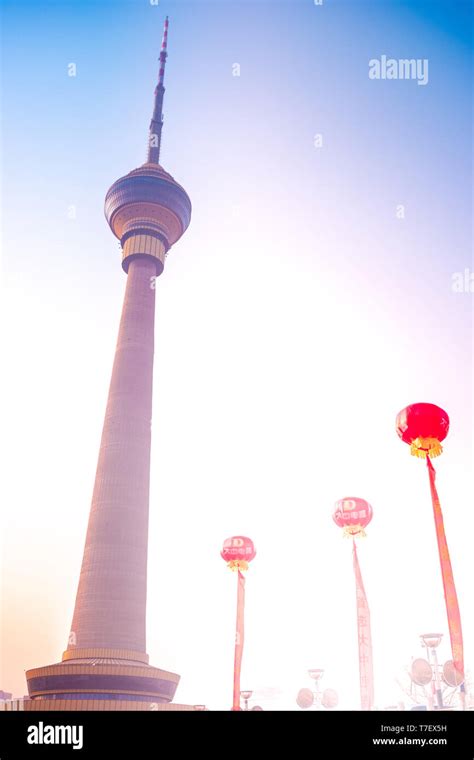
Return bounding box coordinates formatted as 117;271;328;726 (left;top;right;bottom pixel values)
1;0;472;710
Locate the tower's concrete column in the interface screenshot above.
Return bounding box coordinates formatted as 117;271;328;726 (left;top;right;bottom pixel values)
68;258;156;656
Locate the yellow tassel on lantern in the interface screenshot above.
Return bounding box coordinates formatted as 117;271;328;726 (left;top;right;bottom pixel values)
343;525;367;538
410;437;443;459
227;559;249;572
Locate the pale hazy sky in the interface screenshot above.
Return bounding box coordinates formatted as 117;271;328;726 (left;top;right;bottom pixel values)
1;0;472;710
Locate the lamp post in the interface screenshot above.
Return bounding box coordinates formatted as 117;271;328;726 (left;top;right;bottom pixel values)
297;669;338;710
409;634;466;710
240;690;253;711
308;669;324;681
421;633;444;709
308;669;324;706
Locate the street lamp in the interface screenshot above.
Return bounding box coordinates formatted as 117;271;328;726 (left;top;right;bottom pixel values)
420;633;444;709
308;669;324;683
297;669;338;710
308;669;324;705
408;634;465;710
420;633;443;649
240;690;253;711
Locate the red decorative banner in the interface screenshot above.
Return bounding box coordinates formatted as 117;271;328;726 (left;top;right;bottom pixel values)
233;570;246;710
353;540;374;710
427;457;464;678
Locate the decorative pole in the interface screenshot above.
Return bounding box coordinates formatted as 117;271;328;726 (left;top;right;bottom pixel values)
221;536;256;711
396;403;464;687
333;497;375;710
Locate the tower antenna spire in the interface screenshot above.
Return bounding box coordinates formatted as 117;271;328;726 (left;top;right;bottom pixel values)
148;16;169;164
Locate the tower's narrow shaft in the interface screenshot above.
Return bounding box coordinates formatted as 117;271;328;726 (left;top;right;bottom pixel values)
69;258;156;655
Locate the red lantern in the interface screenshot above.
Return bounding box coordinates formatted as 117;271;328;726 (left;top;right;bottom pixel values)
333;497;373;538
396;402;449;459
221;536;256;571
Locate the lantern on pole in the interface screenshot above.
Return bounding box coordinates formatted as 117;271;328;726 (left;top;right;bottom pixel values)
396;402;449;459
221;536;256;711
333;497;374;710
333;497;373;538
396;403;464;686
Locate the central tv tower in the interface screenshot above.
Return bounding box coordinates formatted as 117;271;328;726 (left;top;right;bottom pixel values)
25;18;193;710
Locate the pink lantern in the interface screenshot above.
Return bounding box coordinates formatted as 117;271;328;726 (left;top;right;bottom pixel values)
221;536;256;571
333;497;373;537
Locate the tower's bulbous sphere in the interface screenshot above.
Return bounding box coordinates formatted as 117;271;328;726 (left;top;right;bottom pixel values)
104;163;191;275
